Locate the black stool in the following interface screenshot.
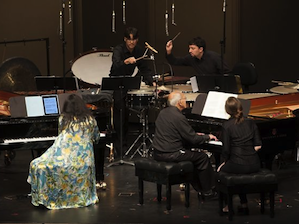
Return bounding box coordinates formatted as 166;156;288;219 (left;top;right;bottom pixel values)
134;158;194;210
217;169;278;221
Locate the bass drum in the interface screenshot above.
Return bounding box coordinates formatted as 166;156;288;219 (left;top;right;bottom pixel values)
71;49;112;85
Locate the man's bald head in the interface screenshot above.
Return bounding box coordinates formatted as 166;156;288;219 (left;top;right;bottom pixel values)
168;91;186;110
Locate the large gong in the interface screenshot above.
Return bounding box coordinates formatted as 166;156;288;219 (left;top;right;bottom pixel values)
0;57;41;92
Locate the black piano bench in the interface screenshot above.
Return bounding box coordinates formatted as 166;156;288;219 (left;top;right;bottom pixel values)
216;169;278;221
134;158;194;211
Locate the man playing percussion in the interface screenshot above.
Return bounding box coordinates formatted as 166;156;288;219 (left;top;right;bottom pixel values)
165;36;231;75
109;27;155;159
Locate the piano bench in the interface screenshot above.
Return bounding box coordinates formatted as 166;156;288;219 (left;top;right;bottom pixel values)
216;169;278;221
134;158;194;211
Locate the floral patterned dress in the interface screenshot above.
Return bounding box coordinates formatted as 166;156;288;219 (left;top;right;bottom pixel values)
27;115;100;209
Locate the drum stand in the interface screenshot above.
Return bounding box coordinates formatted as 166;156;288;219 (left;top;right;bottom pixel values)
125;107;153;159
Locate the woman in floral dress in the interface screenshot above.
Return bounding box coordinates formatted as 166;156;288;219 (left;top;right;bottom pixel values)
27;94;100;209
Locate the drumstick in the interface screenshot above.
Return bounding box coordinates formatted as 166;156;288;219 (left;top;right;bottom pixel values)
135;55;147;61
171;32;181;42
136;48;149;61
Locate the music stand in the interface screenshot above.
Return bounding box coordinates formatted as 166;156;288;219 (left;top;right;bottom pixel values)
101;76;141;167
195;74;239;94
35;76;79;92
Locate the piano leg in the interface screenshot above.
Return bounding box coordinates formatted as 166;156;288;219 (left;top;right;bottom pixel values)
3;150;16;166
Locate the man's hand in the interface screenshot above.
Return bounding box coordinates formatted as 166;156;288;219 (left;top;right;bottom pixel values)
166;40;173;55
208;134;218;141
124;57;136;65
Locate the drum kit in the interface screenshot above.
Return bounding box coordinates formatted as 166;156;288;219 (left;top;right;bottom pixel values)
70;48;198;159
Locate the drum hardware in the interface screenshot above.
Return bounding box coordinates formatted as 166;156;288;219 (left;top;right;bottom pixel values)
124;107;153;159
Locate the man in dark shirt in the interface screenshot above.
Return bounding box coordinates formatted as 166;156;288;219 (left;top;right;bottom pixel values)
165;36;231;75
109;27;155;159
153;91;218;195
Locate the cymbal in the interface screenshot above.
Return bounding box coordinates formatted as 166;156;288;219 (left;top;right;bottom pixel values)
157;85;172;91
270;86;299;94
163;84;192;92
158;76;190;83
272;80;298;86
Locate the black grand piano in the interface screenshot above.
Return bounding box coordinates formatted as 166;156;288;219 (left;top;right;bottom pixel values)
184;92;299;170
0;90;114;184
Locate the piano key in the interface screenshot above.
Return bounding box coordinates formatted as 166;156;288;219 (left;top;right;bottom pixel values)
3;132;106;144
3;136;57;144
206;140;223;146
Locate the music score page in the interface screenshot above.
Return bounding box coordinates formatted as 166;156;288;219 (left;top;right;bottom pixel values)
201;91;238;120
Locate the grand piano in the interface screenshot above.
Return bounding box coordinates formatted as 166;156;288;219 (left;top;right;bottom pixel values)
184;92;299;170
0;90;114;184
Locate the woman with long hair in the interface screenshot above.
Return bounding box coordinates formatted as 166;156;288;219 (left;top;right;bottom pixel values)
217;97;262;214
27;94;100;209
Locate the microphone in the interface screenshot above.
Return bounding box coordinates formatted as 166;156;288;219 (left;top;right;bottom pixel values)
59;11;62;36
112;10;116;33
145;42;158;54
122;0;126;25
68;0;72;24
223;0;226;12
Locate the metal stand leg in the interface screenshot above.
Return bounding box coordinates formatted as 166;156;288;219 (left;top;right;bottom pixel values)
124;108;153;159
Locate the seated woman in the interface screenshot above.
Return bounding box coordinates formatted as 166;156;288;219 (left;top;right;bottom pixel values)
27;94;100;209
217;97;262;214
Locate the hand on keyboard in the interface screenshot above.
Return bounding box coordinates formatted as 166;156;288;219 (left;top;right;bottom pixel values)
208;134;218;141
207;140;223;146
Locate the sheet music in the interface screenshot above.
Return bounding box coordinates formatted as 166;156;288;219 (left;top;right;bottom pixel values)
25;96;45;117
190;76;199;93
201;91;238;120
25;95;60;117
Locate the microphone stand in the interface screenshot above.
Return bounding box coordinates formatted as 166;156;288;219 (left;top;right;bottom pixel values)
164;62;174;92
60;0;67;93
220;0;227;77
149;50;159;104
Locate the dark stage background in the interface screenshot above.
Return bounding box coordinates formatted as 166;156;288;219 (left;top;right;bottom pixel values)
0;0;298;92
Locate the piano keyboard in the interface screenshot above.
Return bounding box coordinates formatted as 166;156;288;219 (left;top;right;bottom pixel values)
3;136;57;144
2;133;106;144
207;140;223;146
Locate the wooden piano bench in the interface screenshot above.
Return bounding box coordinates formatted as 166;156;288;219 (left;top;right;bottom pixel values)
134;158;194;211
216;169;278;221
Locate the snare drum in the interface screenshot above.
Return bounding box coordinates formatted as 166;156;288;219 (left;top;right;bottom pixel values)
70;49;112;85
127;90;154;108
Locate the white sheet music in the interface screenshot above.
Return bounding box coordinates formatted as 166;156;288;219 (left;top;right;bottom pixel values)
201;91;238;120
25;96;44;117
190;76;199;93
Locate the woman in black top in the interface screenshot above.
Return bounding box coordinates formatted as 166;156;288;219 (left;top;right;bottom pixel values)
217;97;262;213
